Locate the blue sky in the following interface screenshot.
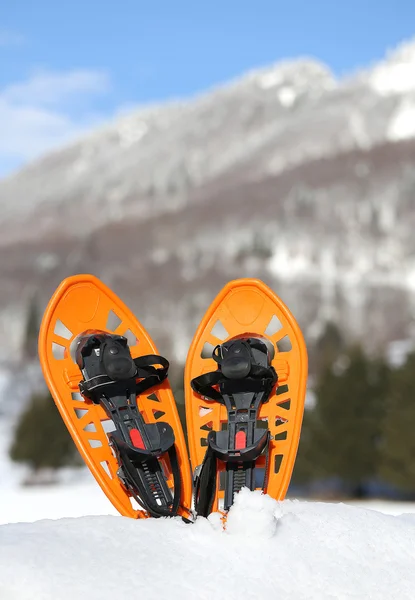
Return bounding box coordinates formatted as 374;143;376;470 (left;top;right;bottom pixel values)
1;0;415;176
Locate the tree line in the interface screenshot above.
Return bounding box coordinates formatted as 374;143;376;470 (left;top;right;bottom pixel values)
293;323;415;498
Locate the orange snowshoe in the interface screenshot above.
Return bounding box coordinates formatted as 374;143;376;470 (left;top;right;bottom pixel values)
185;278;308;516
38;274;192;519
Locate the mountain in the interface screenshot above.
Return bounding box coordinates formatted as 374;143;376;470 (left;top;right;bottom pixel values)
1;39;415;365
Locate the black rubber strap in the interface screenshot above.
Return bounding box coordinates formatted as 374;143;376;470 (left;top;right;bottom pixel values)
167;444;182;517
191;366;277;403
133;354;169;395
191;371;223;401
80;354;170;401
261;437;271;492
103;352;179;518
117;442;182;518
194;445;217;517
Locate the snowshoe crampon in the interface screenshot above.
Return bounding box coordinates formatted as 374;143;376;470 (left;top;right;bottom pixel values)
38;274;192;519
185;278;308;517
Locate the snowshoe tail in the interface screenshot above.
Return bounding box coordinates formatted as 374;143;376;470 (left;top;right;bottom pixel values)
38;274;192;519
185;278;308;516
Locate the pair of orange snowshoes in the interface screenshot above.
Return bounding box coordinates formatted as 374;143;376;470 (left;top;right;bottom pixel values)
39;275;307;521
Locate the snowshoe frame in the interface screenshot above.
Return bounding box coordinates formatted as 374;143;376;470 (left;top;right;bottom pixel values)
185;278;308;515
38;274;192;519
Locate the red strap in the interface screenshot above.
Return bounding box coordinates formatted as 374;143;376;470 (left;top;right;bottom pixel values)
235;431;246;450
130;428;146;449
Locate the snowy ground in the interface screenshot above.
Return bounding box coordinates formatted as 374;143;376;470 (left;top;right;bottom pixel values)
2;488;415;600
3;469;415;525
2;414;415;599
0;473;119;525
3;464;415;525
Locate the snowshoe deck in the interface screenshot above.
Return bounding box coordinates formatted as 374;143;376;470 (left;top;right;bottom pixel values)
38;274;192;519
185;278;308;516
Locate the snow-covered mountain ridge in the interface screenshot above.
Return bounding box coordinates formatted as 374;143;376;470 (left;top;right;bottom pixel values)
1;39;415;362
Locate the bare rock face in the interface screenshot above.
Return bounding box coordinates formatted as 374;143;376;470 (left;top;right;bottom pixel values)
1;40;415;364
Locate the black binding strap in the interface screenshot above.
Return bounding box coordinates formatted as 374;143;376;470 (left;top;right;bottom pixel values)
191;337;278;516
191;338;277;402
75;331;181;518
191;369;275;402
133;354;169;395
193;445;217;517
79;352;169;401
115;441;182;518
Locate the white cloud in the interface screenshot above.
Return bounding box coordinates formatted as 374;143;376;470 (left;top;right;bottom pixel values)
0;30;25;47
0;102;80;157
3;69;110;107
0;69;111;174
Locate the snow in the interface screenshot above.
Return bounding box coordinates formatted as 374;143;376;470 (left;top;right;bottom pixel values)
387;100;415;141
0;476;118;525
387;338;415;368
350;498;415;516
278;86;297;107
253;59;335;93
1;488;415;600
348;111;371;149
258;70;283;89
369;40;415;95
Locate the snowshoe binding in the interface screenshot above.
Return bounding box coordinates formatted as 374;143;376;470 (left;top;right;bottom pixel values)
38;274;192;519
185;278;308;517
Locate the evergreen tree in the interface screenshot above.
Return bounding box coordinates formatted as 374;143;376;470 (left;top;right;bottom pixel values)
168;363;187;443
10;392;79;473
23;293;40;360
312;321;345;377
291;409;318;485
379;352;415;492
302;345;389;495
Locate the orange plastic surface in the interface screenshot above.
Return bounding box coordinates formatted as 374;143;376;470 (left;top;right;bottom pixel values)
38;274;192;519
185;278;308;511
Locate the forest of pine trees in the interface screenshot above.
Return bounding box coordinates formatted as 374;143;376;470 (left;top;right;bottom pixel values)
9;392;80;476
9;295;80;480
293;322;415;498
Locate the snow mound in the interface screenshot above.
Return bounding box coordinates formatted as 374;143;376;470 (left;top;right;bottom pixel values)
1;488;415;600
